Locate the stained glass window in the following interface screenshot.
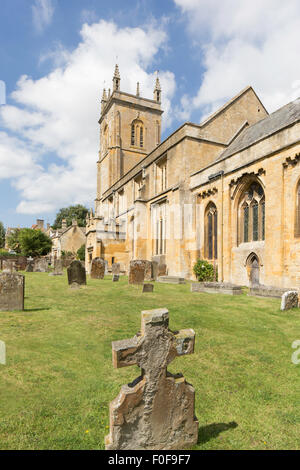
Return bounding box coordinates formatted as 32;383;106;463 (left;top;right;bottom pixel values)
205;203;217;260
243;205;249;242
252;202;258;241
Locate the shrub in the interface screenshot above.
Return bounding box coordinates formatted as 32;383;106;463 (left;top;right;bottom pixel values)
193;259;217;282
77;244;85;261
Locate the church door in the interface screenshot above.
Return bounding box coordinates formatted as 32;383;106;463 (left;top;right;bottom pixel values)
249;256;259;286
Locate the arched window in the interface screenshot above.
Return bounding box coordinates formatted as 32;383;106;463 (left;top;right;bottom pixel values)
295;183;300;237
130;119;144;148
205;202;217;260
131;123;135;146
238;182;265;244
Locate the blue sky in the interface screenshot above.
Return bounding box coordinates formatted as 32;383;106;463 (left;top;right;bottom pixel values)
1;0;300;229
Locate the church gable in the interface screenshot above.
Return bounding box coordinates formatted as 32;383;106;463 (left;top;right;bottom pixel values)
199;86;268;146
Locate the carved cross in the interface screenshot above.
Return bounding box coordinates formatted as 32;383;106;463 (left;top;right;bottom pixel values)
105;308;199;450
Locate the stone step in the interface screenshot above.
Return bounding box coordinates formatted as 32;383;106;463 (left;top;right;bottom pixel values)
158;276;185;284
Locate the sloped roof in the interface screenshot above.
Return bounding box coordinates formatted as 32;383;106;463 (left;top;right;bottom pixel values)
217;97;300;161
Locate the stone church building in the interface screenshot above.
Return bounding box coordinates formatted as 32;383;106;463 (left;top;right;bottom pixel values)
86;65;300;288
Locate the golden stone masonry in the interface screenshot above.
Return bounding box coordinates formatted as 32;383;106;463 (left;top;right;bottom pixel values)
86;65;300;289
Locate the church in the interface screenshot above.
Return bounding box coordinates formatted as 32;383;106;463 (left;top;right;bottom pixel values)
86;65;300;288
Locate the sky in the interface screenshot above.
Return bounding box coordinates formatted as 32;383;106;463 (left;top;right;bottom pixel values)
1;0;300;229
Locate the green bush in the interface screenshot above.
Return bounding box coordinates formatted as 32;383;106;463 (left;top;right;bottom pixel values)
193;259;217;282
77;244;85;261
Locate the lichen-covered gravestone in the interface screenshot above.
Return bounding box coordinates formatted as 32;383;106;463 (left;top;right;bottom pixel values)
50;259;63;276
67;260;86;287
105;308;198;450
128;260;152;284
0;272;25;311
281;290;299;310
112;274;119;282
90;258;106;279
33;258;48;272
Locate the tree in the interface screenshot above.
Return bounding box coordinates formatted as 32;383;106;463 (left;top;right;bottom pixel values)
77;244;85;261
0;222;5;248
52;205;88;229
8;228;52;257
7;228;21;253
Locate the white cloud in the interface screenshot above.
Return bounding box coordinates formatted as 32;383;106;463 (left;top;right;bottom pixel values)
32;0;55;34
174;0;300;120
0;20;175;215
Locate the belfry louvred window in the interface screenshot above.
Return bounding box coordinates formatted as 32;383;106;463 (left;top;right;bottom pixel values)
130;119;144;148
238;182;265;244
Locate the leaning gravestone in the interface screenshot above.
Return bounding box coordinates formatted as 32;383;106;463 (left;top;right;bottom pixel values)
112;263;120;275
67;260;86;287
0;272;25;311
128;260;152;285
281;290;299;311
105;308;198;450
90;258;106;279
33;258;48;273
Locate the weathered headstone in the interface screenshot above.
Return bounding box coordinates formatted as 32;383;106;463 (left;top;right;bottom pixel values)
105;308;198;450
2;260;16;273
129;260;152;284
50;259;63;276
67;260;86;287
90;257;106;279
33;258;48;272
26;261;34;272
112;263;120;275
0;273;25;311
142;283;154;293
281;290;299;310
16;256;27;271
112;274;119;282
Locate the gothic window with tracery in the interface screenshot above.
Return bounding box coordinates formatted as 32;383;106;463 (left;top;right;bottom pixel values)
238;182;265;244
205;202;218;260
295;183;300;237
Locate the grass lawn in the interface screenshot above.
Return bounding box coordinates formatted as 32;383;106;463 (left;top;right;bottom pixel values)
0;271;299;450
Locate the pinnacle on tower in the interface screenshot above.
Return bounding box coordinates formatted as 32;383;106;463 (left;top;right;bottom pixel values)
101;88;108;113
136;82;140;97
154;75;161;103
113;64;120;91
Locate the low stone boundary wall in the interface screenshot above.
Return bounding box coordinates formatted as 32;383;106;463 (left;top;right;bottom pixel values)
191;282;242;295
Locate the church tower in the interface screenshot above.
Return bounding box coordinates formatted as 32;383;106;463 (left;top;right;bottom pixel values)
96;65;163;208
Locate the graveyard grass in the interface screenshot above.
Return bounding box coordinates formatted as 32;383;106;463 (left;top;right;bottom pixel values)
0;272;299;450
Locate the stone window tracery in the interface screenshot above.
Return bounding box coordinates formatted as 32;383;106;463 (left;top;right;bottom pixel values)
205;202;217;260
238;182;265;244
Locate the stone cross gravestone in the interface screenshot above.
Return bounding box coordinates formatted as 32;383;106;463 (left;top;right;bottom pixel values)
281;290;299;310
0;273;25;311
90;257;106;279
105;308;198;450
67;260;86;287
